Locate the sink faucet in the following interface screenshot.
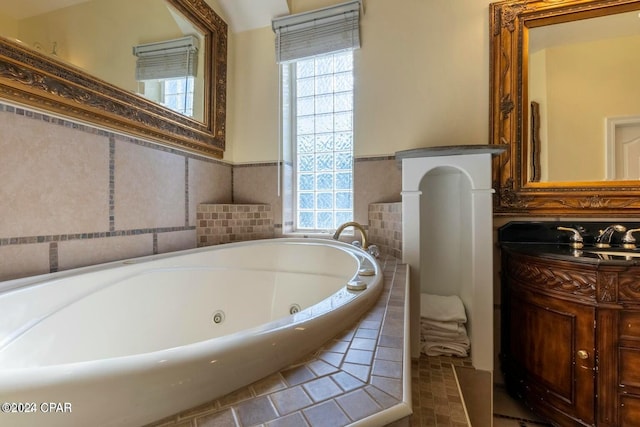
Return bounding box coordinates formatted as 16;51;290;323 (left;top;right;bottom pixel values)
595;224;627;248
333;221;369;250
622;228;640;249
557;226;584;249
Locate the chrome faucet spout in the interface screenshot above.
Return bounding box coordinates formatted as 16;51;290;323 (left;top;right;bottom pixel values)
595;224;627;248
333;221;369;250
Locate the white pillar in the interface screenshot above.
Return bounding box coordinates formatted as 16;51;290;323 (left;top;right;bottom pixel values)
399;149;498;372
470;187;495;372
401;189;422;359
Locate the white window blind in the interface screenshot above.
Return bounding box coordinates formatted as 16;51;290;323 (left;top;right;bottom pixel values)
133;35;199;81
272;0;361;64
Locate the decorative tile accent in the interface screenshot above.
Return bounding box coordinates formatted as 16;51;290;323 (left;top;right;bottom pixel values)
49;242;58;273
196;204;274;246
368;202;402;259
109;137;116;232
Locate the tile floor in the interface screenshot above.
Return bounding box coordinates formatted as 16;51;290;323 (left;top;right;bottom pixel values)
409;355;552;427
409;355;471;427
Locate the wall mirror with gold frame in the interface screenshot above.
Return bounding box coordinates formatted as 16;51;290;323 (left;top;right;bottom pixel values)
490;0;640;215
0;0;227;158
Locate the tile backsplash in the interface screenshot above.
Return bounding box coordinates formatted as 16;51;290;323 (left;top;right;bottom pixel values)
197;204;274;246
368;203;403;259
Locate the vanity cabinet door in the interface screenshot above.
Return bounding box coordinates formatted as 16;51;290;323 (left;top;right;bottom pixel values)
502;252;597;426
619;311;640;425
508;289;596;425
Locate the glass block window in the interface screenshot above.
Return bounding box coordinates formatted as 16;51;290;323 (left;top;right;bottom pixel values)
294;51;354;230
163;77;195;117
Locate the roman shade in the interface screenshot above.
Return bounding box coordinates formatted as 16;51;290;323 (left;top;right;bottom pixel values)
272;0;361;64
133;35;199;81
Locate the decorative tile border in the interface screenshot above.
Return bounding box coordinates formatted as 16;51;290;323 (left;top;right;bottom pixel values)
146;255;410;427
0;227;196;247
197;204;274;246
109;137;116;232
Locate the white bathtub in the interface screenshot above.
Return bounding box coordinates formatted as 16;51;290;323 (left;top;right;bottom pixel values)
0;238;382;427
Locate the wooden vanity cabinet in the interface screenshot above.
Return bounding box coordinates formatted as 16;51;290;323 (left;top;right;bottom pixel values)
501;249;640;427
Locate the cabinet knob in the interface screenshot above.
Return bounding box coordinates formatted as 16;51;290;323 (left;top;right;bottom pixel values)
577;350;589;360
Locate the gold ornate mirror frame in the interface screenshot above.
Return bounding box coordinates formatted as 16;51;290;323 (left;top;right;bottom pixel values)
490;0;640;215
0;0;226;158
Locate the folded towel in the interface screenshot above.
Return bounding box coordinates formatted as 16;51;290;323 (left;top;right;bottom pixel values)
420;318;465;333
421;341;469;357
422;328;468;341
420;293;467;323
422;332;470;345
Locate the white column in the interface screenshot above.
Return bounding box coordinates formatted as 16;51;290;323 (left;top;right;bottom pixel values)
471;187;495;372
401;189;422;359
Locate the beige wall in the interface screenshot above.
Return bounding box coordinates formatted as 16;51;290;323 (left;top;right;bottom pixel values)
0;0;493;281
0;11;17;37
225;0;491;163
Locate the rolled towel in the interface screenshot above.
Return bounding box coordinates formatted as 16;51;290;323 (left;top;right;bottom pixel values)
420;293;467;323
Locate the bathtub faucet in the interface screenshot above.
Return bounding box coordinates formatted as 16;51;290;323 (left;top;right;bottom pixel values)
333;221;369;250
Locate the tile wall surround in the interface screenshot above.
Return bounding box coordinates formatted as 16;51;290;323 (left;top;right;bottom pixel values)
232;162;284;234
0;102;232;282
353;156;402;225
1;101;402;283
197;204;274;246
232;157;402;238
146;255;412;427
368;203;403;259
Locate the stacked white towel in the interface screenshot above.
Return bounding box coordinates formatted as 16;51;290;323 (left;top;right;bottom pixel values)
419;293;470;357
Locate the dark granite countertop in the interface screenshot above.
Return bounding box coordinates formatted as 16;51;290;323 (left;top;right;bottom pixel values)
500;242;640;266
499;221;640;266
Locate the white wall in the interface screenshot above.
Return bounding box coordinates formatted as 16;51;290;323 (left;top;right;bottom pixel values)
420;168;474;347
420;168;464;296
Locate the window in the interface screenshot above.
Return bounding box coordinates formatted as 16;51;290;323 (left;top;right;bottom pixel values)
292;51;354;230
133;36;198;117
273;0;361;232
163;77;195;116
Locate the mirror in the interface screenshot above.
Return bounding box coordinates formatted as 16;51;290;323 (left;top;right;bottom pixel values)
0;0;227;158
490;0;640;215
528;10;640;182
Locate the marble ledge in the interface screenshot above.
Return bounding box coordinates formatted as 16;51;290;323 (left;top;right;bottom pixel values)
394;144;508;168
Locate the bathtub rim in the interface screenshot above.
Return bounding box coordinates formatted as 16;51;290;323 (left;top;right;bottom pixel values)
0;237;374;294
